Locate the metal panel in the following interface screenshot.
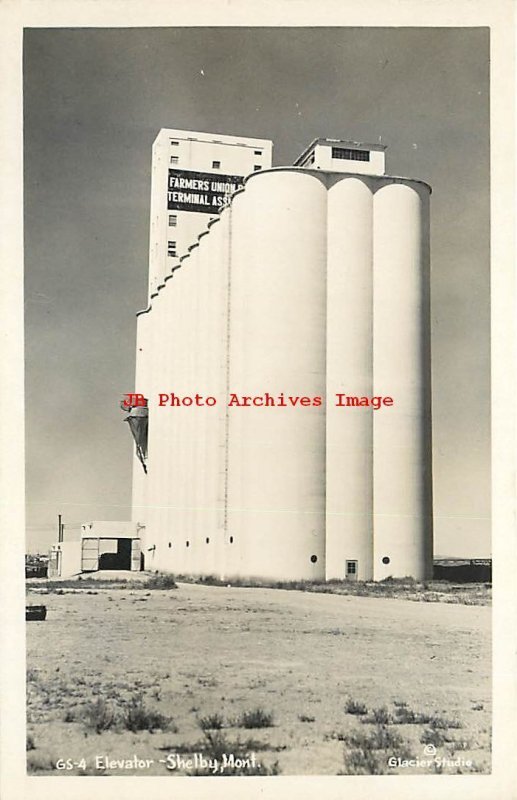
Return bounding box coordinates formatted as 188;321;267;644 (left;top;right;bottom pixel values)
81;538;99;572
130;539;141;571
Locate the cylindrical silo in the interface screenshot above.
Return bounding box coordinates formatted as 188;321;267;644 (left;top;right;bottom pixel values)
325;176;374;581
372;181;433;580
226;170;327;581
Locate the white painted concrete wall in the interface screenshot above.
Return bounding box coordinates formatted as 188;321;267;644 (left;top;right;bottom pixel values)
148;129;273;297
310;143;385;175
49;541;82;578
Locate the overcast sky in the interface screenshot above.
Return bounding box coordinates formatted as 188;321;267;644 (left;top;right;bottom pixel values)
24;27;490;556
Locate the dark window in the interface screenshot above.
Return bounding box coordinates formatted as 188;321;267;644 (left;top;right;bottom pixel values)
253;165;261;171
169;214;177;227
310;555;318;564
212;160;221;169
170;140;179;146
170;155;179;165
229;536;234;544
254;150;262;155
167;241;177;257
205;537;210;544
168;542;172;548
186;541;190;548
332;147;370;162
382;556;390;565
346;560;357;574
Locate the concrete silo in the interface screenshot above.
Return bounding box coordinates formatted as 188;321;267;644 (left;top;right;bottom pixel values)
225;171;328;581
325;176;374;582
372;182;433;580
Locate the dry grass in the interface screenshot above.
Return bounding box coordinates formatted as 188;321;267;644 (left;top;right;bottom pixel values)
175;575;491;606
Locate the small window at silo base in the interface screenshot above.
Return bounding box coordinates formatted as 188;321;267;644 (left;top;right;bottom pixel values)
382;556;390;565
310;555;318;564
332;147;370;162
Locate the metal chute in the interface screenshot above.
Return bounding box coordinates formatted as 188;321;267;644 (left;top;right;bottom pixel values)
123;402;148;473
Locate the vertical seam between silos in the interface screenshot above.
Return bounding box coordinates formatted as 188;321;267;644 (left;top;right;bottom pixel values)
371;183;377;580
223;208;233;548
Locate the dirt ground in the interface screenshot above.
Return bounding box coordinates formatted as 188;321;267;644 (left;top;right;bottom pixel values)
26;578;491;777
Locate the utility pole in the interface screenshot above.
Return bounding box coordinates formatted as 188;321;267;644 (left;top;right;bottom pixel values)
58;513;62;543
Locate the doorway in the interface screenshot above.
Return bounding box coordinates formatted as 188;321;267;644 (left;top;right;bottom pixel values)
345;560;358;581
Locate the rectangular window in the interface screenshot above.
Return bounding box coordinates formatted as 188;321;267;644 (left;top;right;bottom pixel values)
170;140;179;146
167;241;177;257
170;155;179;165
253;165;262;171
212;160;221;169
168;214;177;227
332;147;370;162
346;560;357;575
254;150;262;156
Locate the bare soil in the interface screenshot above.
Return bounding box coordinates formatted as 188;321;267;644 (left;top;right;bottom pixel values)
26;577;491;777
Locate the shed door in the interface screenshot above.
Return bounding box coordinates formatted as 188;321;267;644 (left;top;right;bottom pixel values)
345;560;358;581
130;539;141;572
81;538;99;572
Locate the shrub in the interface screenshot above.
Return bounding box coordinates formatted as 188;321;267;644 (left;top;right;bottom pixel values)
340;725;404;751
420;727;448;747
362;706;393;725
428;714;462;730
122;695;174;732
192;731;281;776
199;713;225;730
298;714;315;723
83;698;118;733
143;573;177;590
344;699;368;715
26;734;36;751
238;708;274;729
342;748;384;775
